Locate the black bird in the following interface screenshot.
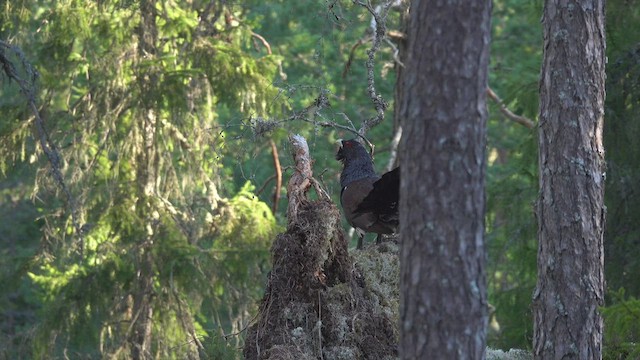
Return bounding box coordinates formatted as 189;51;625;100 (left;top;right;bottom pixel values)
336;139;399;249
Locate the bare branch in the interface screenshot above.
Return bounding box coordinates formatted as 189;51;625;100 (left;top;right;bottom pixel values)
269;139;282;214
286;135;313;227
302;116;374;151
286;135;330;227
256;174;277;197
342;36;371;78
384;38;404;68
251;31;272;55
487;87;535;129
352;0;394;136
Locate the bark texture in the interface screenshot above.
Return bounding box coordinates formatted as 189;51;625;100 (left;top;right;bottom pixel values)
533;1;606;359
398;0;491;358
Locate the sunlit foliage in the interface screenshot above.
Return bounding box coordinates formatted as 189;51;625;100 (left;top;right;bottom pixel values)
1;0;639;357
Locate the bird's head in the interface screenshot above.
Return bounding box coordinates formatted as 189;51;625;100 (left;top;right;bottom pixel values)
335;138;378;187
335;139;369;163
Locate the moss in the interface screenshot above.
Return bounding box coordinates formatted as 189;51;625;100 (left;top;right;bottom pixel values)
352;240;401;324
243;200;397;359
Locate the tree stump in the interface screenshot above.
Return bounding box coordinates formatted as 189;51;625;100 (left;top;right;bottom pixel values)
243;135;398;360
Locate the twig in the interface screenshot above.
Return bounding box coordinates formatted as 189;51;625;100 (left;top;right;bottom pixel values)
304;117;373;151
169;268;205;353
342;36;371;78
384;38;404;68
294;91;375;152
222;314;259;339
487;87;535;129
256;174;277;197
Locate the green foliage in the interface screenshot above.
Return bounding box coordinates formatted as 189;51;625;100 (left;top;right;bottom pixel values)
0;170;42;359
1;0;639;357
603;288;640;360
201;334;240;360
485;0;541;350
193;40;283;116
602;3;640;359
216;182;277;248
490;0;542;118
485;132;538;350
2;0;282;357
604;0;640;298
24;182;278;358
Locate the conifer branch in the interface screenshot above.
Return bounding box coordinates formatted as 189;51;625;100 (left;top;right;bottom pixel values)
0;40;84;255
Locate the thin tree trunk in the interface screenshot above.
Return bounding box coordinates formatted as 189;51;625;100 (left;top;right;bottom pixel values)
398;1;491;358
533;1;606;359
130;1;159;358
390;0;409;171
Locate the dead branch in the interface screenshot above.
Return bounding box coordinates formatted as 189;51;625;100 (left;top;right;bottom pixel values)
487;87;535;129
342;36;371;79
270;139;282;214
286;135;313;226
384;38;404;68
304;116;374;153
353;0;394;136
286;135;330;227
256;174;277;197
251;31;272;55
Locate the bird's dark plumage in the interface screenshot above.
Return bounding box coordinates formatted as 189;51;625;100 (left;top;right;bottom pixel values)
336;139;399;249
354;167;399;216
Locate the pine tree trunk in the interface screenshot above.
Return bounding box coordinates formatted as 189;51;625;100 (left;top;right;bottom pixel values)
398;1;491;358
533;1;606;359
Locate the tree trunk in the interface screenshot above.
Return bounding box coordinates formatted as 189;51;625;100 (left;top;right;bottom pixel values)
389;0;409;171
129;0;159;358
398;1;491;358
533;1;606;359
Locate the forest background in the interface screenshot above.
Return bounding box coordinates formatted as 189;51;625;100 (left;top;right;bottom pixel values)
0;0;639;358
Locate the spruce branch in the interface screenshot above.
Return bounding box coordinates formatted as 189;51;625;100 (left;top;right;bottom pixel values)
0;40;85;255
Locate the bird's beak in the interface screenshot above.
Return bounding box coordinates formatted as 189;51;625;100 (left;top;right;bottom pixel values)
336;139;344;148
